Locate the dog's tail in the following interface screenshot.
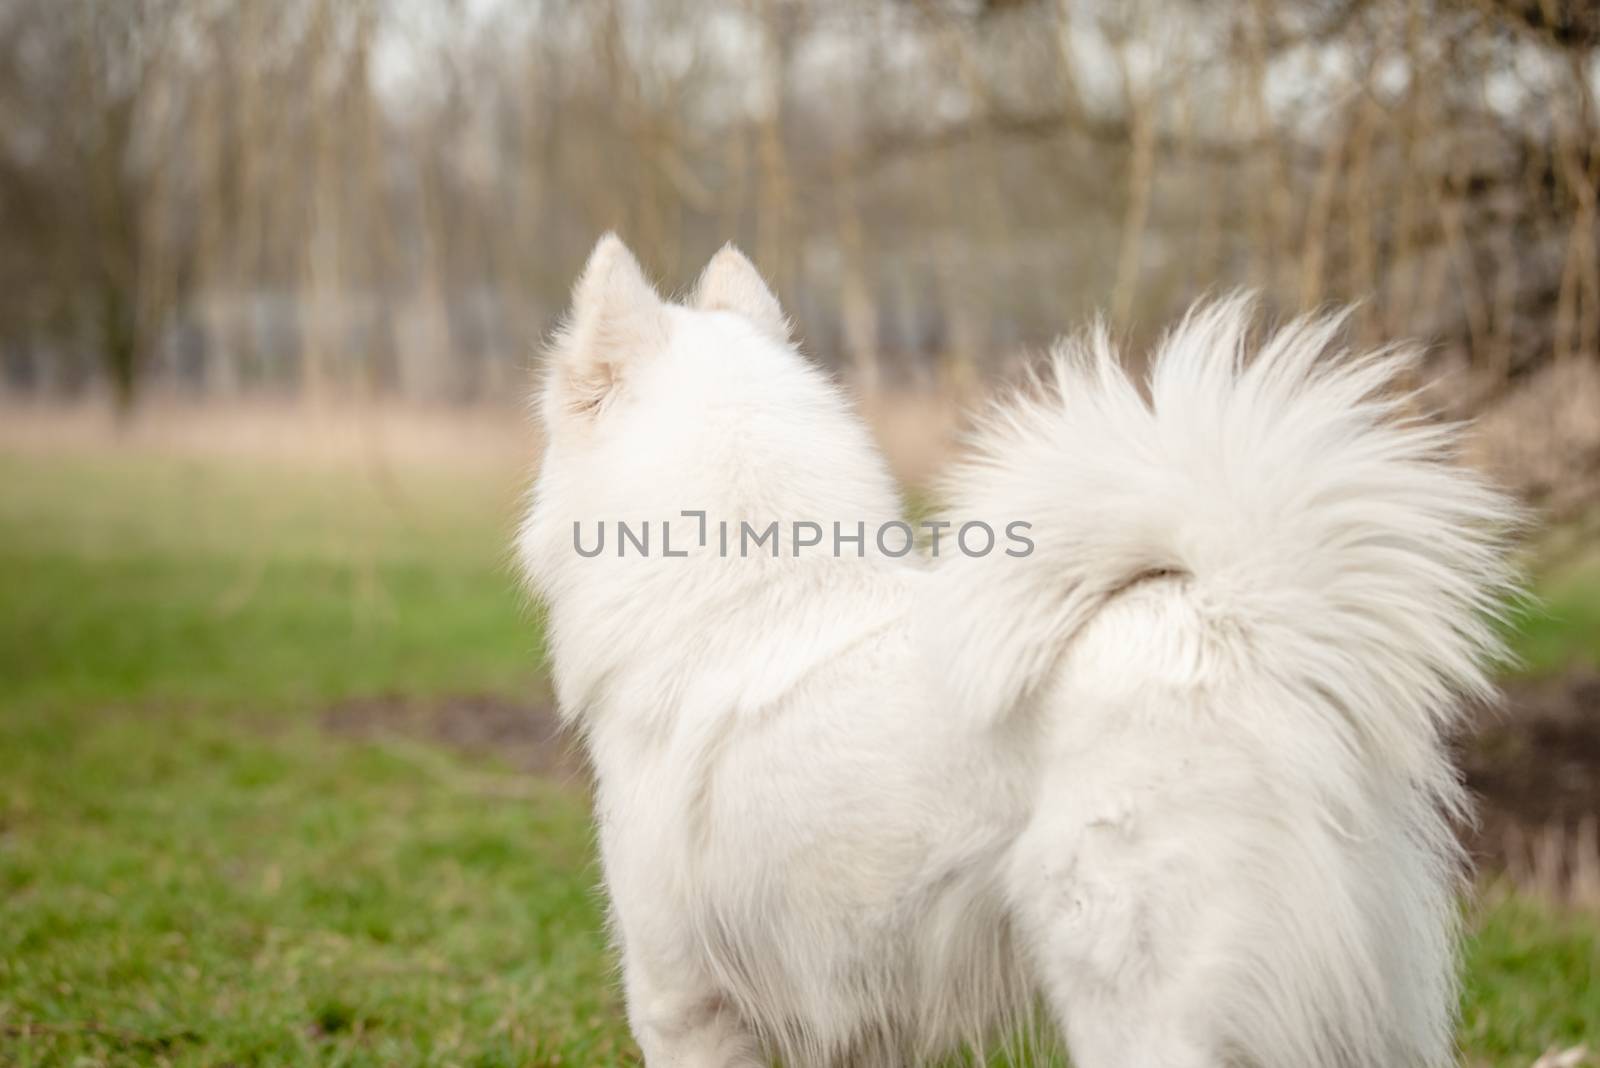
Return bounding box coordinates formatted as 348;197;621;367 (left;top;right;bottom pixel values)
929;296;1516;765
926;296;1518;1066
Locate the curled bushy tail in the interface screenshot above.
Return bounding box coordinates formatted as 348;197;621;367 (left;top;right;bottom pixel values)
928;296;1519;786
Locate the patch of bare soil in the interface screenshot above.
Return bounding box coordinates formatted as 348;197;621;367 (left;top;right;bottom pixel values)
322;692;589;787
1461;671;1600;897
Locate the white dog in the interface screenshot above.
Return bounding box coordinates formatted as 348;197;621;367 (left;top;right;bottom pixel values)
516;234;1516;1068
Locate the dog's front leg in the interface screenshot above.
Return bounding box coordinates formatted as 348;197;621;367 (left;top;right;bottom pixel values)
622;954;764;1068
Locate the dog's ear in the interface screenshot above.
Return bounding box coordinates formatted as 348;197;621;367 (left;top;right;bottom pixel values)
694;243;790;343
552;233;668;416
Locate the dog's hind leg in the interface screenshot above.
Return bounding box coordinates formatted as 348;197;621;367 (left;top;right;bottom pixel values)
1006;804;1229;1068
622;956;765;1068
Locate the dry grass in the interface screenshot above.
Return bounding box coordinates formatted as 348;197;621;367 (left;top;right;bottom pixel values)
0;400;536;475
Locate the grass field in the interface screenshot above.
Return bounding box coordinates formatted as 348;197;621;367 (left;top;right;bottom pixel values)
1;444;1597;1067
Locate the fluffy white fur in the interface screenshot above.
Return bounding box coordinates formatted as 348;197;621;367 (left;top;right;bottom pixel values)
517;236;1517;1068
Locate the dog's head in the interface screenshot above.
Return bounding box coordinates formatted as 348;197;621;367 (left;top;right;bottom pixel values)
517;235;900;693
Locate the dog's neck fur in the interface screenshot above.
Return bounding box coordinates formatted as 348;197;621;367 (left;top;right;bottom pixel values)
551;543;914;759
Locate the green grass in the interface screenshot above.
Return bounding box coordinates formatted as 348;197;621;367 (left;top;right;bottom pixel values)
1511;563;1600;679
0;451;541;707
0;705;623;1067
1;447;1596;1066
1462;893;1600;1065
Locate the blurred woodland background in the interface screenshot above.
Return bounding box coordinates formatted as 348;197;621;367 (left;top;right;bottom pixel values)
2;0;1599;517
